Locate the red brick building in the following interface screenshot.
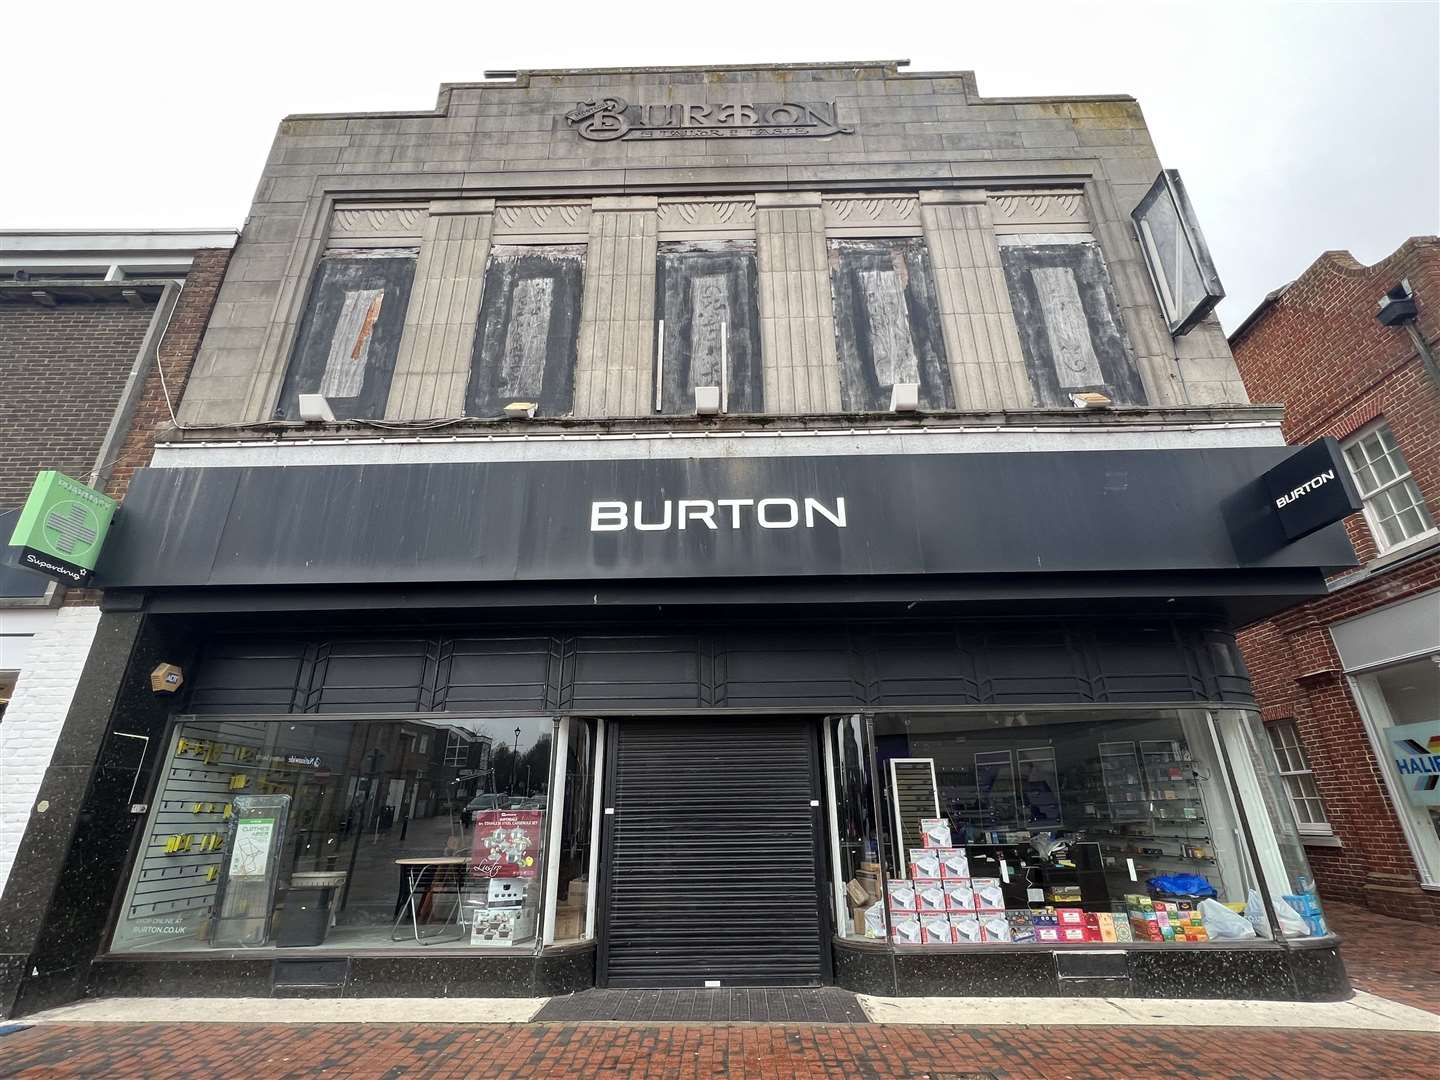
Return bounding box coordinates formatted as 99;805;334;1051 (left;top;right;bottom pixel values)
1231;237;1440;925
0;230;234;894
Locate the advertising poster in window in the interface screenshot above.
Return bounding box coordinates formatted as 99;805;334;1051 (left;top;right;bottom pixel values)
470;810;544;878
1388;721;1440;806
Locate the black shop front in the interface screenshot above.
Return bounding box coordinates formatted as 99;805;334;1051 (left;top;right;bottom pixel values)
0;445;1361;1014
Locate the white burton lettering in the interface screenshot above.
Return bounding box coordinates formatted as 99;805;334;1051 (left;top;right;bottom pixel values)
591;497;847;533
1275;469;1336;510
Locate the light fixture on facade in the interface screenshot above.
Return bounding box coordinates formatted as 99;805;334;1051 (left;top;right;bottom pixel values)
1071;391;1112;409
694;386;721;415
296;394;336;423
503;401;538;419
889;383;919;412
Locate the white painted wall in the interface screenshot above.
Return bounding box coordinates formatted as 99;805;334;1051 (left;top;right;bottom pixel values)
0;606;102;894
0;608;61;673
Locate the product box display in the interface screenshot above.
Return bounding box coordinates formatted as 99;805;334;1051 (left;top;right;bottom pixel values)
470;905;536;947
944;880;976;912
1007;910;1036;943
909;849;941;879
1035;925;1061;943
980;913;1012;942
938;849;970;879
920;818;953;848
863;900;887;939
890;913;923;945
972;877;1005;912
1057;908;1085;927
1046;884;1083;904
886;879;917;912
949;914;982;943
914;879;947;913
921;913;953;945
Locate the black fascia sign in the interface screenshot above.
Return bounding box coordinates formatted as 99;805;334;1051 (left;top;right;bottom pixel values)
1262;438;1362;542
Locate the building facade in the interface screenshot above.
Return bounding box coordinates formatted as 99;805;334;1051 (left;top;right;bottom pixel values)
1;63;1359;1017
1232;237;1440;926
0;231;235;896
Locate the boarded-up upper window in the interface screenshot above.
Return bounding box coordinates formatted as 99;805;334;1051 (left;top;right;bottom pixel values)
467;245;585;418
999;237;1146;408
278;252;416;420
829;238;952;412
653;242;762;414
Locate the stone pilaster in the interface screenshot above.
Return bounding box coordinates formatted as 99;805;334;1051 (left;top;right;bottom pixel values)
754;193;841;414
919;190;1033;411
385;199;496;420
573;197;659;418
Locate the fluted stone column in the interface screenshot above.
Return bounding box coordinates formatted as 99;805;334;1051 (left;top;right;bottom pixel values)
385;198;496;420
572;196;659;418
919;190;1033;411
754;192;842;414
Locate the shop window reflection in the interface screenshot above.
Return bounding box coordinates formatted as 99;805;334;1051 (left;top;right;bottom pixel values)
865;709;1330;946
112;716;553;953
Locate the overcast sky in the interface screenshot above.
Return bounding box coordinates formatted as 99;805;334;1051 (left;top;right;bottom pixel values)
4;0;1436;328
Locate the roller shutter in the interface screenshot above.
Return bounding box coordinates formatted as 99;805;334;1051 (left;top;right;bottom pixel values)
599;719;828;988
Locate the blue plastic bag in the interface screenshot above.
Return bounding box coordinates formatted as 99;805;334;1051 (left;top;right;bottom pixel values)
1146;873;1217;899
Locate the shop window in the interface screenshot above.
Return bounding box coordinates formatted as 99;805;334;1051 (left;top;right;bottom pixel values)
862;708;1328;946
1342;421;1436;554
1353;655;1440;885
111;716;553;954
828;238;953;412
999;236;1147;408
830;715;882;940
653;242;763;414
1265;721;1330;833
467;245;585;418
278;251;417;420
551;717;597;945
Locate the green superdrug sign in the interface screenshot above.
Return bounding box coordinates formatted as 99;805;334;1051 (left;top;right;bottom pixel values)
7;471;117;584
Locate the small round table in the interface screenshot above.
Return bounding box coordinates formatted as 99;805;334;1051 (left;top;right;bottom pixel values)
390;856;469;945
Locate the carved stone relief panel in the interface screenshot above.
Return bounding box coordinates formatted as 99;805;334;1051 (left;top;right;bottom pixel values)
326;204;428;250
987;190;1090;235
492;202;592;244
822;195;922;237
656;197;757;241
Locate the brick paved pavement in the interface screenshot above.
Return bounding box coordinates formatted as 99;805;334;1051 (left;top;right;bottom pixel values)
0;1022;1435;1080
1327;900;1440;1015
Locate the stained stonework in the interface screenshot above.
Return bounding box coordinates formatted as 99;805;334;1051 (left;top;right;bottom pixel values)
987;191;1089;235
822;195;922;237
754;193;841;414
492;202;592;245
656;198;756;241
573;197;658;418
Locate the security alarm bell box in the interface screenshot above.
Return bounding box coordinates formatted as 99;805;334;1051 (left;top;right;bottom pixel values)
151;663;184;693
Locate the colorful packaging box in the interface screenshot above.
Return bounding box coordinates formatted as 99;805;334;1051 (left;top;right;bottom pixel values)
890;914;922;945
886;879;917;912
1007;910;1036;943
920;818;953;848
909;849;941;879
1061;926;1087;943
1057;908;1085;927
973;877;1005;912
1047;884;1082;904
1096;912;1117;942
944;880;977;912
1035;926;1061;943
938;849;970;879
980;913;1012;942
914;879;948;913
1112;917;1134;943
950;914;983;943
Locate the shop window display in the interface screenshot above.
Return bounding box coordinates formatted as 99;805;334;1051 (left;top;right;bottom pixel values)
846;709;1328;947
1354;656;1440;885
112;717;552;952
550;718;597;944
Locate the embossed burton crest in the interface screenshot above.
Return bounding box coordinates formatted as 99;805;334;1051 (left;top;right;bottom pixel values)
565;97;852;141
